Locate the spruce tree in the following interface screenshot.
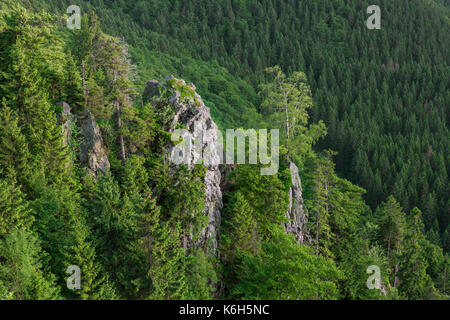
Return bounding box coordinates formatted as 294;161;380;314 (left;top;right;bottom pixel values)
0;101;31;186
0;228;60;299
221;191;259;261
0;170;33;237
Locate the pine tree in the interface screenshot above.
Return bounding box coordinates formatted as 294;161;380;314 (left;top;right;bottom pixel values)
0;169;33;237
63;53;84;114
311;150;337;257
120;155;162;297
376;196;407;288
64;217;102;300
0;101;31;185
184;249;217;299
0;228;60;299
221;191;259;260
260;66;320;157
230;227;342;299
163;165;207;248
227;164;289;239
0;4;70;186
97;34;135;165
149;221;187;300
398;207;432;299
30;184;78;288
88;174;133;294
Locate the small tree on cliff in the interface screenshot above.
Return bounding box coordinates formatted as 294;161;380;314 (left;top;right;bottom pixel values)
259;66;326;161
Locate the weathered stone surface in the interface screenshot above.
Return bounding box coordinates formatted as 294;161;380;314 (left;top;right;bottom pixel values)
79;109;110;175
284;160;310;244
169;90;181;106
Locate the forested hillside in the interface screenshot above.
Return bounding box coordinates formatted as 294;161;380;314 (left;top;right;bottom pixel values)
26;0;449;251
0;0;448;300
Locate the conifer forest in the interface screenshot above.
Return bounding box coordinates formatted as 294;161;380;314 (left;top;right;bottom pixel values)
0;0;448;301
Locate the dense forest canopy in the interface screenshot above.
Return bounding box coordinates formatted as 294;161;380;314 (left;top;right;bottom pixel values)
0;0;448;300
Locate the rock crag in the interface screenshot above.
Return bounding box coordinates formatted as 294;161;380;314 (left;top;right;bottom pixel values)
79;109;111;175
284;161;309;244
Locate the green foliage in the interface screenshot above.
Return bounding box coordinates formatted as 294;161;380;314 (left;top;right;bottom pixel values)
0;170;33;236
309;150;337;257
0;102;31;185
185;249;218;300
0;2;70;186
221;191;260;261
226;164;289;239
260;66;326;161
162;165;207;244
0;228;60;299
377;196;408;261
87;174;138;296
230;227;342;300
148;221;187;300
64;217;102;300
121;103;157;155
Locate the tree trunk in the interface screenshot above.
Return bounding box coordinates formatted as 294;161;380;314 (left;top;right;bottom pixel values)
285;98;290;147
116;100;126;165
315;213;319;256
387;233;392;259
393;264;399;288
82;60;87;107
113;70;126;165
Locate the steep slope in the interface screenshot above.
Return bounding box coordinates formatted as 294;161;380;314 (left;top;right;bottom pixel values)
25;0;449;249
1;1;448;300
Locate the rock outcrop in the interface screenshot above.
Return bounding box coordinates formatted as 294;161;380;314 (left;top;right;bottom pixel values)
56;103;110;176
144;76;310;251
284;161;309;244
146;76;223;252
56;101;74;147
79;109;110;175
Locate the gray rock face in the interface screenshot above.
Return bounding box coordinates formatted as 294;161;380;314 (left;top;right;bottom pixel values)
57;101;71;116
56;102;74;147
151;77;223;252
284;161;309;244
79;109;110;175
